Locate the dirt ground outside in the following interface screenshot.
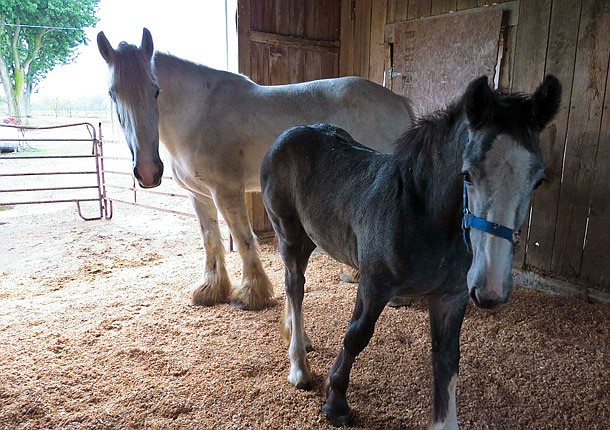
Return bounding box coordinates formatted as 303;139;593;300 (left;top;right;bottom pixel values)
1;192;609;430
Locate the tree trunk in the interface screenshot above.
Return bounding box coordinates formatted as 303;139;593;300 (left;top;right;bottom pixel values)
0;55;14;117
7;68;28;123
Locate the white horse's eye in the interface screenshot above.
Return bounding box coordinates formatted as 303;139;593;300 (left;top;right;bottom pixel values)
534;177;545;190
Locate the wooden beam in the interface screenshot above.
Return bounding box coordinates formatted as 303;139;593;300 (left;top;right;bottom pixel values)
249;30;340;53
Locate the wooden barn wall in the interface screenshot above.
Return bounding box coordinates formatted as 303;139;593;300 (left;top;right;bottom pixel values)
341;0;610;300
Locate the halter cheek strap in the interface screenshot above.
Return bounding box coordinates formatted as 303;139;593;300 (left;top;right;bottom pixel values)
461;181;520;253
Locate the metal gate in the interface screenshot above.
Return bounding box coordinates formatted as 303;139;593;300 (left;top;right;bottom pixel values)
0;122;110;220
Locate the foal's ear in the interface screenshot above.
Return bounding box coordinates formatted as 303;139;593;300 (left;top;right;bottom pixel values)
97;31;115;64
464;76;494;130
532;75;562;130
141;28;154;61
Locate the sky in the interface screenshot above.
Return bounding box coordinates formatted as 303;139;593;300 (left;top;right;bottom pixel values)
32;0;238;101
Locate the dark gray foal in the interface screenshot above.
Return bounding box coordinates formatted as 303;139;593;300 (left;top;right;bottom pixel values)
261;75;561;429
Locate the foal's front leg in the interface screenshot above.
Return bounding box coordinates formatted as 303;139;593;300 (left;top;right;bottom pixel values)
427;291;468;430
323;282;387;427
213;188;274;310
190;193;232;306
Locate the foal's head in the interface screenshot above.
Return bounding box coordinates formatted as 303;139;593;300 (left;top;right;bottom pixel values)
97;28;163;188
461;75;561;309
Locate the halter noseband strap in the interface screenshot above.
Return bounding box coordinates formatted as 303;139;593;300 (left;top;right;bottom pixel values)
461;181;520;253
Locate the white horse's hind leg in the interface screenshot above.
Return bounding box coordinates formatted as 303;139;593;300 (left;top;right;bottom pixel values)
190;194;232;306
213;189;274;310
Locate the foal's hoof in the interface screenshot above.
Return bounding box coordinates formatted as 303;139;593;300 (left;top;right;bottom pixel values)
322;403;351;427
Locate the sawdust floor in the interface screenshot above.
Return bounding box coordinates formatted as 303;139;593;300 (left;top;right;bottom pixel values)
1;203;609;429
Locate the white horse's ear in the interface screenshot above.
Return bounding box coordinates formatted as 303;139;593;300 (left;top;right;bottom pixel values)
464;76;493;130
97;31;115;64
141;28;154;61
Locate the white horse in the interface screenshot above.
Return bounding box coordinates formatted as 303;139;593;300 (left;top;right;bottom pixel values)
97;28;413;310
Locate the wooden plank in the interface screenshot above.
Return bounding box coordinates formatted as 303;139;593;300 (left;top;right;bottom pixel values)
237;0;251;77
523;0;580;274
394;0;409;22
340;0;355;76
275;0;290;35
288;47;306;82
322;52;340;79
565;0;610;288
249;0;261;31
269;45;289;84
304;50;323;81
263;0;274;33
497;25;516;90
408;0;432;19
551;0;610;280
354;0;372;78
511;0;551;93
291;0;305;38
456;0;477;11
431;0;456;16
249;30;340;53
510;0;551;268
580;62;610;290
369;0;389;85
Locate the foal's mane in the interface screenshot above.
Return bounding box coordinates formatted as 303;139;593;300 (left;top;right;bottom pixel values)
394;89;541;162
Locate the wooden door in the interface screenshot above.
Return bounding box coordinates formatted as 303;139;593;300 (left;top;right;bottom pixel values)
237;0;341;237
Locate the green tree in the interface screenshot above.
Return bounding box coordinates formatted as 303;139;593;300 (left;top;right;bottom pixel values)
0;0;99;122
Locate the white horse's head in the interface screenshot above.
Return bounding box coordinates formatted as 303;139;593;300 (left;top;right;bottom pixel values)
97;28;163;188
461;75;561;309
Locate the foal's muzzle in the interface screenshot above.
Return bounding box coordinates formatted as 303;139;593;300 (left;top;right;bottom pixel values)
469;286;510;309
134;161;164;188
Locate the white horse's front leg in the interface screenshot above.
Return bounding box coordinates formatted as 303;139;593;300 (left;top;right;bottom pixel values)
213;189;274;310
190;194;232;306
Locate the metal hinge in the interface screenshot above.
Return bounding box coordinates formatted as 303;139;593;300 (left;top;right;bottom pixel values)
387;68;402;80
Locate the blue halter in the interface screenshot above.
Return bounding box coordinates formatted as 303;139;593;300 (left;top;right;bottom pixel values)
461;181;520;253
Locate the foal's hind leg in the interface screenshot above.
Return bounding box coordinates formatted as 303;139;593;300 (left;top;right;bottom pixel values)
276;224;316;389
323;280;388;426
190;194;231;306
427;291;468;430
213;188;274;310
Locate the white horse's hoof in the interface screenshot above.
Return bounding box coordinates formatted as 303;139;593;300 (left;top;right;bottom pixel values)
192;273;231;306
231;274;275;310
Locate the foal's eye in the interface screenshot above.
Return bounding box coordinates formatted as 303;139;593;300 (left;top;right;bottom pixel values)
461;171;473;184
155;88;160;98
